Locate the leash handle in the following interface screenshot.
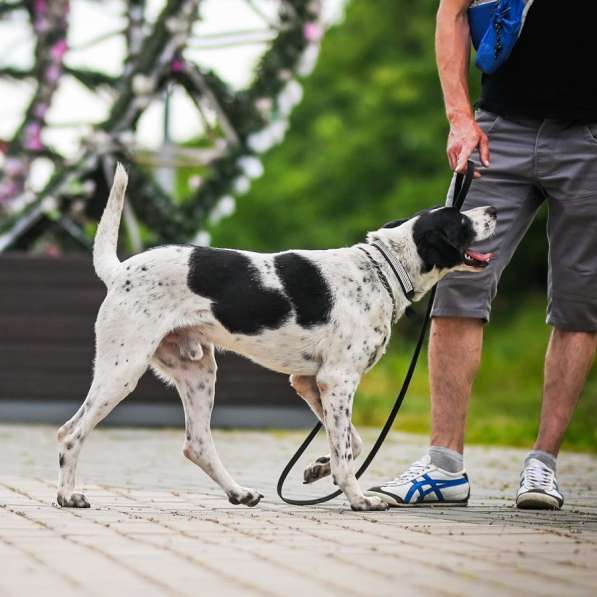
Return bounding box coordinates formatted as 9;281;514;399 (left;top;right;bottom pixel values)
451;160;475;211
276;161;475;506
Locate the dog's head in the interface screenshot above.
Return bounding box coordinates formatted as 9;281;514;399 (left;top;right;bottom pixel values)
370;205;497;299
409;205;497;273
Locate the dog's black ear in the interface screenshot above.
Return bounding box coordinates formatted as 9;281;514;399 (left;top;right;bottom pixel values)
382;219;408;229
417;229;463;272
383;205;444;229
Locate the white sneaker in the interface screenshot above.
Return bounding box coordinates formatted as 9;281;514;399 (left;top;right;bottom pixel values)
366;455;470;507
516;458;564;510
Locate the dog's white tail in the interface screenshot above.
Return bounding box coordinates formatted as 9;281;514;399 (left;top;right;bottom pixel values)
93;162;127;286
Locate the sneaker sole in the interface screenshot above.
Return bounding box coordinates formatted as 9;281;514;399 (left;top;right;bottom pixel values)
516;492;561;510
366;490;469;508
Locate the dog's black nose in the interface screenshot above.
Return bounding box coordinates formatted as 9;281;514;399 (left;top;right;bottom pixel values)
486;206;497;218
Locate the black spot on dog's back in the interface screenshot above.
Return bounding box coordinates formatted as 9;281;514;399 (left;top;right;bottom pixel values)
188;247;291;335
274;252;333;328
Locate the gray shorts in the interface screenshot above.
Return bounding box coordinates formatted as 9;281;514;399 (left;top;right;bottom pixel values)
432;109;597;332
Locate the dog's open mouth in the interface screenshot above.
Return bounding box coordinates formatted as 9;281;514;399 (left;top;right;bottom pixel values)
463;249;495;268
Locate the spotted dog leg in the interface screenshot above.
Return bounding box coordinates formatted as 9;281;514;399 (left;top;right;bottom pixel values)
155;342;263;507
56;323;156;508
316;369;388;511
290;375;363;484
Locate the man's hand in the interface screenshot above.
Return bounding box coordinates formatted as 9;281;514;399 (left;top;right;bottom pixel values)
447;113;490;177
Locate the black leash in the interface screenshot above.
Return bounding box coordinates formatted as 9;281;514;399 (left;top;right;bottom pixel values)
276;161;476;506
450;159;475;210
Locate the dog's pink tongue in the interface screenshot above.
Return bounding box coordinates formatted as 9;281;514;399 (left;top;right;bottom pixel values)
467;250;494;263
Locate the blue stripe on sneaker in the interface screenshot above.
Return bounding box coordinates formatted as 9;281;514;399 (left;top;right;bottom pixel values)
423;474;443;501
404;475;468;504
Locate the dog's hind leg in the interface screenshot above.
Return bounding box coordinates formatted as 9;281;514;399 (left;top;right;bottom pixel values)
56;360;149;507
56;316;157;508
155;342;263;507
290;375;363;484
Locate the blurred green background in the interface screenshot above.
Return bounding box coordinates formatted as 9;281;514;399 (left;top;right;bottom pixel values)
183;0;596;452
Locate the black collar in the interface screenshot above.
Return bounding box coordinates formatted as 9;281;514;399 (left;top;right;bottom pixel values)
369;240;415;301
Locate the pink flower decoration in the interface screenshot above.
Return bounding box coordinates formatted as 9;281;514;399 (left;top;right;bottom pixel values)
46;64;62;83
34;103;49;119
33;0;48;31
24;123;43;151
50;39;68;62
303;22;322;42
0;181;22;203
4;158;26;176
170;58;185;72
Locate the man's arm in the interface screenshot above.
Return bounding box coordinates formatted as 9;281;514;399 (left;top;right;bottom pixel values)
436;0;490;174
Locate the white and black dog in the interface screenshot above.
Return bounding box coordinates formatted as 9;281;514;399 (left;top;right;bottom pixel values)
57;164;496;511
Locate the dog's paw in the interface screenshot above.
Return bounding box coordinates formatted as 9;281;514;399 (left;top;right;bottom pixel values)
227;488;264;507
303;456;331;484
57;492;90;508
350;496;390;512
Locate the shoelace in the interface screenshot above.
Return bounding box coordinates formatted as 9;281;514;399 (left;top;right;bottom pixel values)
522;462;556;491
386;458;430;486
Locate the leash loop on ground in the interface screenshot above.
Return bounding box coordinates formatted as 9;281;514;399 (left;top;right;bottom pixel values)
276;161;475;506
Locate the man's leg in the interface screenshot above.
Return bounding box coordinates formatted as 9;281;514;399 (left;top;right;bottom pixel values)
517;329;596;509
535;328;597;456
367;114;545;506
427;114;546;469
428;317;484;455
519;120;597;508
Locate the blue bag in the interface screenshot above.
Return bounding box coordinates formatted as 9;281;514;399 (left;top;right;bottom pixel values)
468;0;534;74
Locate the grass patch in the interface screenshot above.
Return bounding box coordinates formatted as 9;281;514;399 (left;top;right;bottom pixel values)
354;296;597;453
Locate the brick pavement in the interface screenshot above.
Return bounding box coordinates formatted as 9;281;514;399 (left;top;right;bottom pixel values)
0;423;596;596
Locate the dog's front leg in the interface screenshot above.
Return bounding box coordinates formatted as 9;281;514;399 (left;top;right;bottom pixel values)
316;370;388;511
290;375;363;484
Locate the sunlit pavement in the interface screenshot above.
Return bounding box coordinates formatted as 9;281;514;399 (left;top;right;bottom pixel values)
1;424;596;596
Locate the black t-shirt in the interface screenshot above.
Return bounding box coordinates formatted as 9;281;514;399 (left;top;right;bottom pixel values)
477;1;597;122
